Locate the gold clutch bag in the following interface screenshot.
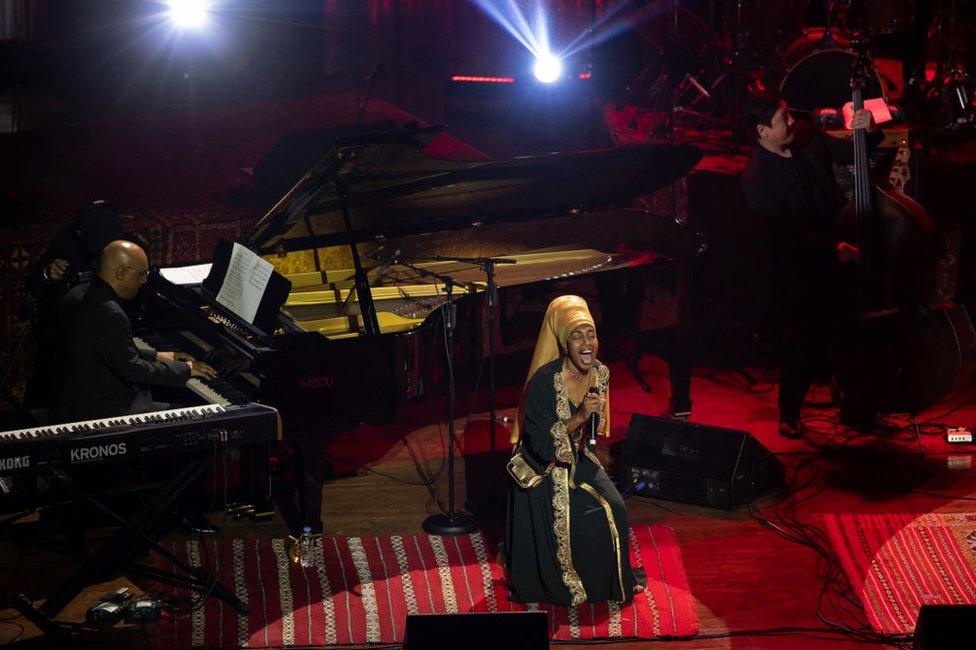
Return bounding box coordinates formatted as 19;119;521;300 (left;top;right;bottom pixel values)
507;445;553;490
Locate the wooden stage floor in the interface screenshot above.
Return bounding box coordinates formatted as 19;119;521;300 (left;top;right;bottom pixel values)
3;351;976;649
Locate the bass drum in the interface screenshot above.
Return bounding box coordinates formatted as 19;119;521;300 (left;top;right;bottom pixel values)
777;28;886;115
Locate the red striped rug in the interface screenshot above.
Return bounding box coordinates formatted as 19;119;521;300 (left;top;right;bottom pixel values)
148;524;697;647
824;513;976;636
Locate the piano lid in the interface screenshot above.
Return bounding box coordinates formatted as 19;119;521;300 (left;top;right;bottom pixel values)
240;133;702;256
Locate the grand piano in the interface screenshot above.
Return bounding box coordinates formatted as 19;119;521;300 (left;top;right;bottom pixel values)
134;127;702;437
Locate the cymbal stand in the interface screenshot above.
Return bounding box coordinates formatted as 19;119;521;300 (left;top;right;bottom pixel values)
819;0;841;46
643;0;733;134
676;0;735;128
730;0;750;139
932;0;974;131
393;258;479;536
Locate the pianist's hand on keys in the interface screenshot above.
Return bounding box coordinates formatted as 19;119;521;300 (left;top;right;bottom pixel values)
157;351;217;380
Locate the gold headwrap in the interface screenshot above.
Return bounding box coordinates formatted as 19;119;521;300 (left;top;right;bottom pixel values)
510;295;610;444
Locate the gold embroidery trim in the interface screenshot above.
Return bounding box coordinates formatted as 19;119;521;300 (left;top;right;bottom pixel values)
582;445;603;468
594;361;610;439
569;361;610;469
579;482;626;602
595;361;610;391
549;418;574;467
551;370;574;464
551;465;587;605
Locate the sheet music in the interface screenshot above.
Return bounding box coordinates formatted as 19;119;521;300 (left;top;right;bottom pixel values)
159;263;213;286
215;243;273;324
842;97;893;129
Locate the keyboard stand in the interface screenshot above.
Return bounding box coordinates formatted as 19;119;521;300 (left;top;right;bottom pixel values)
15;451;248;639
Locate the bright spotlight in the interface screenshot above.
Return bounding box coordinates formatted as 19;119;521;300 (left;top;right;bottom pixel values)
533;54;562;84
167;0;209;29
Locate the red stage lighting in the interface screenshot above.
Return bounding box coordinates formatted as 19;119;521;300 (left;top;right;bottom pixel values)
450;75;516;84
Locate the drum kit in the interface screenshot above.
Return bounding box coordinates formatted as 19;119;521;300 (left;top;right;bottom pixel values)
628;0;975;135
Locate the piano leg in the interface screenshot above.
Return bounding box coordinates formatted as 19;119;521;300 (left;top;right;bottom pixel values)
668;325;694;417
667;257;694;417
270;437;331;536
628;259;695;416
244;445;276;520
16;455;248;634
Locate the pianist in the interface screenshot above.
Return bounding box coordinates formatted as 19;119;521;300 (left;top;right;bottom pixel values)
52;240;217;423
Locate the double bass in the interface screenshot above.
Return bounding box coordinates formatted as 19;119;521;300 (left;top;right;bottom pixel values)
833;45;976;418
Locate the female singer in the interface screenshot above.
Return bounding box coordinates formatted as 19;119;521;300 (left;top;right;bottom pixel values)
505;295;639;605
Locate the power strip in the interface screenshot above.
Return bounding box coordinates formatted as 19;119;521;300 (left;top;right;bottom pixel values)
946;428;973;444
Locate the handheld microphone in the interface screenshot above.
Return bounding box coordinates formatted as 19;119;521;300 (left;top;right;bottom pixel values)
587;386;601;447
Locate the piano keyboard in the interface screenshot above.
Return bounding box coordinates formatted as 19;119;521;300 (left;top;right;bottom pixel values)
133;335;253;407
0;404;225;443
0;403;280;476
187;378;229;407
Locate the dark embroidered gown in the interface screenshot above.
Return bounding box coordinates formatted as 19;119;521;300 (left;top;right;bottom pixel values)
505;358;637;606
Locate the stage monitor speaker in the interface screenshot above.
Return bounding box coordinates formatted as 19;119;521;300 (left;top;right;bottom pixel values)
403;611;548;650
913;604;976;649
621;414;784;510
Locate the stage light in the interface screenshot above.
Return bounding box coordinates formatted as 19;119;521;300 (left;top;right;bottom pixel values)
451;75;516;84
167;0;209;29
533;53;562;84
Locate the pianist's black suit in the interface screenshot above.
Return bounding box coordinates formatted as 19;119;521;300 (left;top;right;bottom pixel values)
53;278;190;423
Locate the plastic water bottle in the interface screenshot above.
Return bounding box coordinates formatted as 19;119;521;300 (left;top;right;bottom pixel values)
298;526;315;568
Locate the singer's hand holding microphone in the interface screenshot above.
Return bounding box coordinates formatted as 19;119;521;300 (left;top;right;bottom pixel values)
582;387;604;448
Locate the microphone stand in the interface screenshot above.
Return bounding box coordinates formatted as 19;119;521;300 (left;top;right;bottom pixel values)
357;64;385;127
395;258;479;536
428;254;517;455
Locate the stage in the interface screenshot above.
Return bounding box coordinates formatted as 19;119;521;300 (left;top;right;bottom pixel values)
3;1;976;647
5;347;976;648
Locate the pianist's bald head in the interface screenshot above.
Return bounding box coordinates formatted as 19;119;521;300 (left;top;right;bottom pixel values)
98;240;150;299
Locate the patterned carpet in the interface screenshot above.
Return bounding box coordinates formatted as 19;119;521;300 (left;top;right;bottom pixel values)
148;525;697;647
824;512;976;636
